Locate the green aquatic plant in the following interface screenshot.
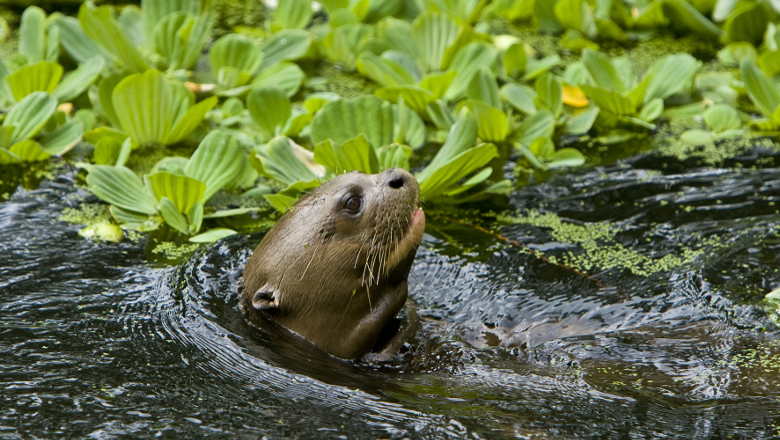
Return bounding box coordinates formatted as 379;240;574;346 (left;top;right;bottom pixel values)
85;131;252;241
309;94;425;149
498;38;560;83
0;92;83;164
740;59;780;129
2;58;104;105
249;135;324;210
208;31;308;97
97;70;217;147
576;49;702;129
414;108;505;200
273;0;313;30
71;0;213;74
5;6;60;68
356;14;498;103
318;0;403;24
676;103;745;145
0;7;103;105
496;0;723;41
246;87;312;142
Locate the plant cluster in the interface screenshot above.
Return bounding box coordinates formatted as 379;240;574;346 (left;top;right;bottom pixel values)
0;0;777;242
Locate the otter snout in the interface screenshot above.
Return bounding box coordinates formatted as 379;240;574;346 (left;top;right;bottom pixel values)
381;168;419;193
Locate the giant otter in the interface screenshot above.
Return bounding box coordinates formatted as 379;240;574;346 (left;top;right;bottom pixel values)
242;168;425;359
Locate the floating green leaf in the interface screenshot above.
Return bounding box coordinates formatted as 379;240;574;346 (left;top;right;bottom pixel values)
413;12;460;71
547;147;586;169
9;140;50;162
704;104;742;132
418;143;497;199
314;134;379;175
39;119;83;155
515;109;555;146
580;84;635;115
259;29;312;69
643;53;701;103
0;148;21;164
457;100;509;142
417;108;478;183
356;51;415;88
20;6;46;63
152;11;212;71
377;143;412;170
4;92;57;145
467;66;501;109
5;61;62;102
111;70;214;145
189;228;238;243
310;95;395;147
582;48;626;93
93;137;125;166
53;56;105;103
274;0;313;29
146;172;206;213
501;83;536;114
741;59;780;118
565;106;599;134
375;85;435;115
86;165;158;215
420;70;457;99
79;3;149;72
503;43;527;78
52;14;112;65
251;62;306;98
444;42;497;101
303;92;341;114
185;131;247;201
159;196;189;234
210;34;263;89
724;3;769;45
252;136;322;185
638;98;663;122
247;87;292;141
112;70;172;145
554;0;597;39
534;74;563;118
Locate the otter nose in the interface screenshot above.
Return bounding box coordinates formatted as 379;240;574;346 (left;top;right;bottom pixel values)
386;170;406;189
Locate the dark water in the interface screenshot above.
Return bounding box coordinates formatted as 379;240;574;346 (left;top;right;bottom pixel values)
3;149;780;438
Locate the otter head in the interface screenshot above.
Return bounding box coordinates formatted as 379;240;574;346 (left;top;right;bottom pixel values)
242;168;425;359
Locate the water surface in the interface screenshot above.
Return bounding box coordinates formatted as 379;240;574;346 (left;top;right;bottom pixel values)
2;149;780;438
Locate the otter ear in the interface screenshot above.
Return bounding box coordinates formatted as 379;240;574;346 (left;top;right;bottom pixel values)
251;285;280;311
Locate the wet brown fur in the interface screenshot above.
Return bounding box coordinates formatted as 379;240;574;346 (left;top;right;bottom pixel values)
242;169;423;359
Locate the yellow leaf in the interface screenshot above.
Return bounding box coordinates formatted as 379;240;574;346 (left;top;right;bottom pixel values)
562;85;589;108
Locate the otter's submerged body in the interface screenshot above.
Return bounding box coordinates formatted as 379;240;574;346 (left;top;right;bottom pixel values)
242;169;425;359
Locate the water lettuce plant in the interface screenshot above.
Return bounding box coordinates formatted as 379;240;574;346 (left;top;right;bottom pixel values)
85;131;251;241
97;70;217;147
247;87;312;142
497;0;723;42
250;98;506;204
739;59;780;131
0;92;83;164
8;0;779;247
2;58;104;105
576;49;701;129
73;0;212;74
356;14;499;103
208;32;308;97
8;6;60;68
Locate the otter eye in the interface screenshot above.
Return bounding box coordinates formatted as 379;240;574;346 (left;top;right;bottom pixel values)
345;196;361;212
